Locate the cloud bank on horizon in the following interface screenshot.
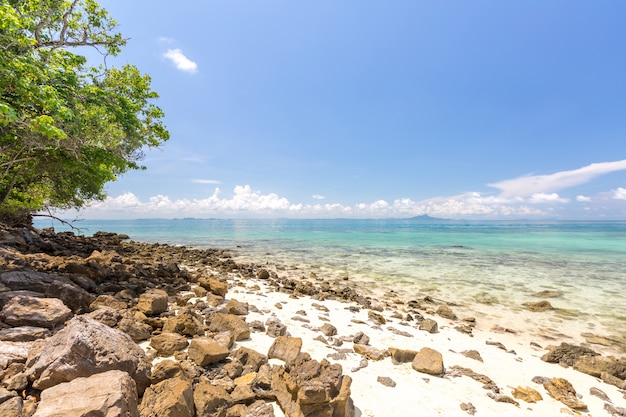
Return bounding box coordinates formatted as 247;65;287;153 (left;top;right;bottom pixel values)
73;160;626;220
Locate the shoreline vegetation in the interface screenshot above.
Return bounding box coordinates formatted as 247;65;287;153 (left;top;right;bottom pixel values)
1;224;625;416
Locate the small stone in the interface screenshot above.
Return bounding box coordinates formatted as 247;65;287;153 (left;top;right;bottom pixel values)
377;376;396;387
352;331;370;345
589;387;611;402
257;269;270;279
368;311;386;325
388;347;418;364
320;323;337;337
524;300;553;312
460;402;476;415
419;318;438;333
461;350;483;362
511;386;543;403
436;305;457;320
543;377;587;410
353;344;388;361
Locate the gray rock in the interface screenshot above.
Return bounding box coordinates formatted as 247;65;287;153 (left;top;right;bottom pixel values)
266;317;287;338
24;316;151;394
32;370;139;417
419;318;439;333
0;270;53;293
0;295;71;328
0;340;32;369
0;326;50;342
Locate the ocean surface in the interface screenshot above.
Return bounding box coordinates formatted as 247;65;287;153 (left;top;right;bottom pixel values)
35;218;626;344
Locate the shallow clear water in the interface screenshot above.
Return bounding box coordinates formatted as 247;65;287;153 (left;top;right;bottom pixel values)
36;218;626;341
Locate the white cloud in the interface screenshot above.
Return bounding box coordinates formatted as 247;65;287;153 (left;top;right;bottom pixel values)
576;195;591;202
192;179;221;185
527;193;569;204
613;187;626;200
488;159;626;198
163;49;198;73
312;194;325;200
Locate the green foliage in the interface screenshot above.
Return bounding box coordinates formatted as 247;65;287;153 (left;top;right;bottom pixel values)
0;0;169;223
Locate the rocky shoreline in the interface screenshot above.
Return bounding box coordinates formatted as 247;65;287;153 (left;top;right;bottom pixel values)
1;224;625;416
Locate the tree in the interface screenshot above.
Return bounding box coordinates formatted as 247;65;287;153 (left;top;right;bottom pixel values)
0;0;169;225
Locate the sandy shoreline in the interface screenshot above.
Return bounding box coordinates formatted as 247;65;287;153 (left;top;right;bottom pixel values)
178;260;626;416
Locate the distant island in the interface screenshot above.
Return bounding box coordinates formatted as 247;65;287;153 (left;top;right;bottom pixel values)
406;214;451;221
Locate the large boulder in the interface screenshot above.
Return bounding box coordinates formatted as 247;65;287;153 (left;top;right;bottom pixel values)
150;333;189;357
24;316;151;394
0;271;53;293
32;370;139;417
412;347;444;376
0;296;71;328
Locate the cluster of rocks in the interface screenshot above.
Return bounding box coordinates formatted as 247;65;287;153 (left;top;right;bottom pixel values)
0;224;355;417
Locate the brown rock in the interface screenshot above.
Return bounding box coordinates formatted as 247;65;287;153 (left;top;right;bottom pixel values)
257;269;271;279
601;371;626;389
268;336;302;364
461;350;483;362
460;402;476;415
199;277;228;297
33;370;138;417
388;347;417;364
352;331;369;345
447;366;499;392
367;310;386;325
419;318;439;333
220;299;249;315
231;347;268;373
118;315;153;342
193;379;231;416
150;333;189;357
137;289;169;316
139;377;194;417
266;317;287;338
436;305;457;320
511;386;543;403
0;396;22;417
0;326;50;342
24;316;151;394
573;355;626;380
0;296;71;328
86;306;122;327
377;376;396;387
412;347;444;376
542;377;587;410
524;300;553;312
208;313;250;341
162;311;205;337
541;342;598;366
188;337;230;367
151;360;185;384
353;344;388;361
91;294;128;311
320;323;337;337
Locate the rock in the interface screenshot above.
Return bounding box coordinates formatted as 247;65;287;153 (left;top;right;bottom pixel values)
45;279;95;312
268;336;302;364
461;350;483;362
487;392;519;406
436;305;457;320
220;299;249;315
367;310;386;325
352;331;369;345
541;343;599;366
412;347;444;376
0;270;53;293
271;356;354;417
0;396;22;417
257;269;270;279
91;294;129;311
388;347;418;364
137;289;169;316
377;376;396;387
353;344;388;361
419;318;439;333
118;315;153;342
446;366;499;392
320;323;337;337
0;296;71;328
533;290;562;298
589;387;611;402
32;370;138;417
188;337;230;367
266;317;287;338
193;379;231;416
151;360;185;384
162;310;205;337
207;313;250;341
150;333;189;356
601;371;626;389
139;377;194;417
242;400;275;417
573;355;626;380
542;377;587;410
199;277;228;297
85;307;122;327
0;326;50;342
460;402;476;415
0;340;31;369
604;403;626;417
231;347;268;373
524;300;553;312
511;386;543;403
24;316;150;394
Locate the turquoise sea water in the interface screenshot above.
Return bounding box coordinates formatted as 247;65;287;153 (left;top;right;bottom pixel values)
35;218;626;343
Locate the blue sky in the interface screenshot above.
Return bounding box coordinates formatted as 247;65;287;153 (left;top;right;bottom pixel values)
78;1;626;219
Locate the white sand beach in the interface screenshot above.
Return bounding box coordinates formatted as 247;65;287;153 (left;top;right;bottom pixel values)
200;269;626;417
